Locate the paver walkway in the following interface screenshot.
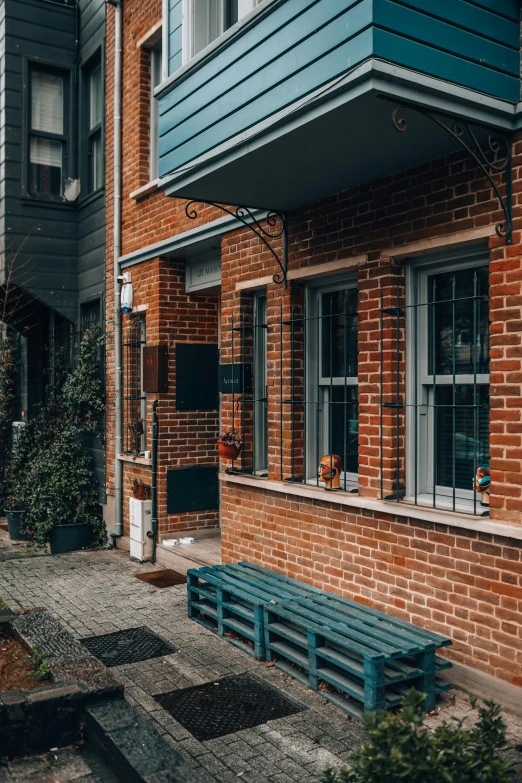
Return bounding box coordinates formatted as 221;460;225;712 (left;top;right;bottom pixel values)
1;548;521;783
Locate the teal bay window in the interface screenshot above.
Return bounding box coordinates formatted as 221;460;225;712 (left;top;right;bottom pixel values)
157;0;520;213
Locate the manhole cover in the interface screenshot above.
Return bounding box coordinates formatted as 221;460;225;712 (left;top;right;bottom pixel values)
81;626;177;667
135;569;186;588
154;673;305;740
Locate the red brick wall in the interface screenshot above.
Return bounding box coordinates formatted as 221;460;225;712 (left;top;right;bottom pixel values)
106;0;522;687
105;0;227;534
117;256;220;538
222;482;522;687
218;140;522;688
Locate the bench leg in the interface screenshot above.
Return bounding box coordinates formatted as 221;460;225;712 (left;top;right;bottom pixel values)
308;631;322;691
217;586;225;637
363;659;385;715
416;649;436;712
263;607;273;662
187;572;199;620
253;604;265;660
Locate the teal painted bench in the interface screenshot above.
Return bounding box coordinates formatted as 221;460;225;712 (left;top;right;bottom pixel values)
186;562;452;721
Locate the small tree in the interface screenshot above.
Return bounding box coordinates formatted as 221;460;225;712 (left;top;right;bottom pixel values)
7;325;106;546
321;689;512;783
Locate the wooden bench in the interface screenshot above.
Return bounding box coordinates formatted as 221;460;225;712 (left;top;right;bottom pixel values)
186;562;452;721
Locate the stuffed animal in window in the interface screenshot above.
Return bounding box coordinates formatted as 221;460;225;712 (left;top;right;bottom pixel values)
474;464;490;507
318;454;342;490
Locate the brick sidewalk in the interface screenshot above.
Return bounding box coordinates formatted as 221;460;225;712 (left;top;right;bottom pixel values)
1;549;521;783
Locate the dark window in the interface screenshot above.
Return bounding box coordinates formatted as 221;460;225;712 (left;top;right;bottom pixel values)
29;70;65;196
87;63;103;192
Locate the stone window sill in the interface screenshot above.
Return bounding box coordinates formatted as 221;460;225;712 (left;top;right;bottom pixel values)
118;454;152;467
219;472;522;542
129;179;160;201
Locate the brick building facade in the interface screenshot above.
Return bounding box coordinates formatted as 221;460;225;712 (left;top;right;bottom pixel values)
105;0;522;700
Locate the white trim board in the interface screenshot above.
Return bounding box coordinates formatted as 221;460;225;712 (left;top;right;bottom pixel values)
236;254;367;291
380;226;495;261
219;472;522;542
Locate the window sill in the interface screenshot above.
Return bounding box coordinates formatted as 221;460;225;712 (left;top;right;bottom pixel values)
219;472;522;542
78;187;104;207
118;453;151;466
129;179;160;201
21;195;75;210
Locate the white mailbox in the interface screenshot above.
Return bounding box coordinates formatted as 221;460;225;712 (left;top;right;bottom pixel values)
129;498;153;562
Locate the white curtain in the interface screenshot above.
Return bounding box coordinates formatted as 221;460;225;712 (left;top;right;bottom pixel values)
30;137;62;168
31;71;63;135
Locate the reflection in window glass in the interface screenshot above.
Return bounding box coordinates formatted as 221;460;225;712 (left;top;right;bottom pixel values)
321;289;358;379
428;266;489;376
435;385;489;491
31;72;63;134
29;137;62;196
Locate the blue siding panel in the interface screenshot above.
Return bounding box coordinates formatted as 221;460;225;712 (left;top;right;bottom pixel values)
159;0;521;177
160;0;372;149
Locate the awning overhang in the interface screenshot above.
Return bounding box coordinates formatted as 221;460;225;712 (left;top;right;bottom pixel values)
160;60;516;214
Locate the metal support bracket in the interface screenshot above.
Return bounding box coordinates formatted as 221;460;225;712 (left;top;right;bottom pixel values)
185;201;288;286
392;104;513;244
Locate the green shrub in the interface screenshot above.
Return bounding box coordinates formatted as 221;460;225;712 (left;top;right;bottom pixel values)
321;689;512;783
5;326;106;546
27;644;52;681
0;330;18;509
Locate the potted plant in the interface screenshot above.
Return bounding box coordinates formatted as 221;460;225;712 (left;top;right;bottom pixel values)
4;500;27;541
218;431;241;460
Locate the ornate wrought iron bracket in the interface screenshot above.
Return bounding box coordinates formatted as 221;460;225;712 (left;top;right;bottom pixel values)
392;105;513;244
185;201;288;286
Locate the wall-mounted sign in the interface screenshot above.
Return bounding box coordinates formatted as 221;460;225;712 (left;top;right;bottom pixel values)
219;364;253;394
185;253;221;293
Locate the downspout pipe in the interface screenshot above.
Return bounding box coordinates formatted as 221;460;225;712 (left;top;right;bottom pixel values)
148;400;159;564
108;0;123;546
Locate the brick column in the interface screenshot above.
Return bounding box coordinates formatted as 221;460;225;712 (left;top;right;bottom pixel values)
358;260;406;499
488;231;522;523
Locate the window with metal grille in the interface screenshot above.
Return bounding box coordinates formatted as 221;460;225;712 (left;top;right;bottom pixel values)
124;315;146;454
225;278;358;488
383;252;490;516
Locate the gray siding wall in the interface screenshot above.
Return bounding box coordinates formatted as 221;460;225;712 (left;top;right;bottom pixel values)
4;0;78;320
78;0;105;308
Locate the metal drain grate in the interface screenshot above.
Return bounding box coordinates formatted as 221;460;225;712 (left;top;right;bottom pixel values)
81;626;177;667
154;673;305;741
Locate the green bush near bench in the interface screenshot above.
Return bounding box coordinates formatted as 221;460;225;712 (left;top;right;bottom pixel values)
321;689;512;783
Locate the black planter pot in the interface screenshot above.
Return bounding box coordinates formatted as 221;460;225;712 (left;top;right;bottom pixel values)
49;522;92;555
5;510;27;541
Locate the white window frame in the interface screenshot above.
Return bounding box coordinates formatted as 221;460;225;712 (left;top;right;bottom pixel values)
181;0;260;63
253;291;268;475
305;275;358;490
150;43;162;180
405;249;489;514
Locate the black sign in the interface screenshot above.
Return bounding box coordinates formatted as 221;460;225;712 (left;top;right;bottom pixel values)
219;364;252;394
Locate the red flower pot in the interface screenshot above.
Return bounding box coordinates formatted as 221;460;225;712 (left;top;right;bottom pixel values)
218;443;240;460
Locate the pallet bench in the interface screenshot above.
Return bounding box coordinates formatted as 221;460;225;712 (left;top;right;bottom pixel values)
186;562;452;721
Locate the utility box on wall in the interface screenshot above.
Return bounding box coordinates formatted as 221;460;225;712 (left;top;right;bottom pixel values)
167;466;219;514
143;345;169;393
176;343;219;410
129;498;153;562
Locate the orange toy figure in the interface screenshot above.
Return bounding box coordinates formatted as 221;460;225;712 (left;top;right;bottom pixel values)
318;454;342;490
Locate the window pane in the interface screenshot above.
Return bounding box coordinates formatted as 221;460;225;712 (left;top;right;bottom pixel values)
321;289;357;378
327;386;358;475
29;137;62;195
89;65;102;130
435;384;489;491
225;0;238;28
428;266;489;375
31;71;63;135
90;132;103;191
